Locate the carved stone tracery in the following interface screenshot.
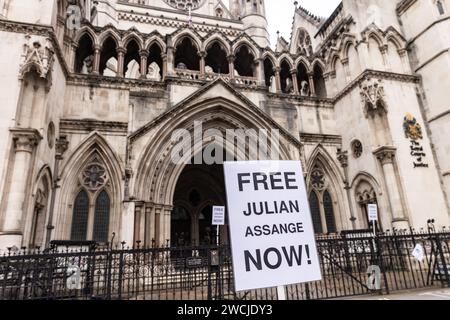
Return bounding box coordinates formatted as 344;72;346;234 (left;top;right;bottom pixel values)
359;77;386;117
19;34;54;87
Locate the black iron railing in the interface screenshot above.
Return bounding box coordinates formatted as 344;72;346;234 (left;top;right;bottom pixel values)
1;229;449;300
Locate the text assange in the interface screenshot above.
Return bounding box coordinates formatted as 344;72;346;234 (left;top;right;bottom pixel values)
237;172;304;237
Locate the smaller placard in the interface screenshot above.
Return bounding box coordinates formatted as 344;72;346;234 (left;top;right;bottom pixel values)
212;206;226;226
368;204;378;222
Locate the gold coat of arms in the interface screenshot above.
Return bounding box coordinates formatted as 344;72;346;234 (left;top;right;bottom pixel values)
403;113;423;141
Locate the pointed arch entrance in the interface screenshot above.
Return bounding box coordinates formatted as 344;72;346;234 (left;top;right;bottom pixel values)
130;80;303;248
171;161;227;247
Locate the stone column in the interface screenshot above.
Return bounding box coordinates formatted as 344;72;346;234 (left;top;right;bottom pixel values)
44;136;69;248
92;45;101;75
154;205;163;247
373;146;409;229
199;51;206;79
398;49;410;74
341;58;351;83
139;49;149;79
380;44;390;71
290;69;299;95
0;129;41;249
133;204;143;246
70;43;77;73
166;45;175;76
145;205;155;247
274;67;281;93
255;58;265;86
337;150;357;230
308;72;316;96
228;55;235;80
163;205;172;247
116;47;126;78
161;53;167;80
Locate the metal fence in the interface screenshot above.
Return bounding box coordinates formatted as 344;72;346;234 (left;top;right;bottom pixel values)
1;229;449;300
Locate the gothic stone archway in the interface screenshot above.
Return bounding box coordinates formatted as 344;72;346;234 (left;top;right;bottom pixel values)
128;79;302;247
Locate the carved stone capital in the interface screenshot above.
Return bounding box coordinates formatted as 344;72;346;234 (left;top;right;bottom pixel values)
373;146;397;165
139;49;149;58
360;76;386;118
337;149;349;168
55;135;69;158
10;128;42;154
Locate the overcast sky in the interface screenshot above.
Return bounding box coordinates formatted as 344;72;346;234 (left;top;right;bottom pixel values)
265;0;342;46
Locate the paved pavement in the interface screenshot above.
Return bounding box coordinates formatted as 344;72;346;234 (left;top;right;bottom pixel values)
338;288;450;300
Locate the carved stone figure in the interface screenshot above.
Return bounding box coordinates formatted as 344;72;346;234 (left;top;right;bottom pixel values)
285;77;293;93
269;75;277;93
176;62;187;70
205;65;214;74
81;55;94;74
301;80;310;96
146;62;161;81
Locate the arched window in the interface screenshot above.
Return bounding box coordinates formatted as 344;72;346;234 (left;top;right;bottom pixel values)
263;57;275;87
234;45;255;77
297;62;310;96
313;65;327;98
99;37;118;76
70;160;112;243
437;0;445;15
323;190;337;233
280;60;293;94
355;179;381;230
70;190;89;241
174;37;200;71
124;39;141;79
75;33;94;74
205;42;229;74
93;191;111;243
309;192;323;234
308;163;339;234
147;43;163;80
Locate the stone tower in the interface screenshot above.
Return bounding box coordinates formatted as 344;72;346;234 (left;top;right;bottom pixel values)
230;0;270;48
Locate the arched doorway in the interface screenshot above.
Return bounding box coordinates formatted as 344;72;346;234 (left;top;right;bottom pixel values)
171;161;228;247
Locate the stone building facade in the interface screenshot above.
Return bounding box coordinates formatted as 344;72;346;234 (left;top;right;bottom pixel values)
0;0;449;250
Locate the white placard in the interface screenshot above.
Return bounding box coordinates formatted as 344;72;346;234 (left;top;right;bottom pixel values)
212;206;226;226
223;160;322;292
412;244;425;262
368;204;378;222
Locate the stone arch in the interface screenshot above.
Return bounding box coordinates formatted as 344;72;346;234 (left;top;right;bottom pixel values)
122;32;144;52
279;58;293;94
306;145;348;232
55;132;123;243
261;51;277;65
98;28;122;49
172;30;202;52
204;40;230;74
351;172;383;229
131;98;294;206
73;26;98;47
144;36;167;53
294;56;311;73
234;43;256;77
311;58;326;72
25;165;52;248
277;53;294;69
174;36;201;71
202;34;231;54
232;38;259;59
